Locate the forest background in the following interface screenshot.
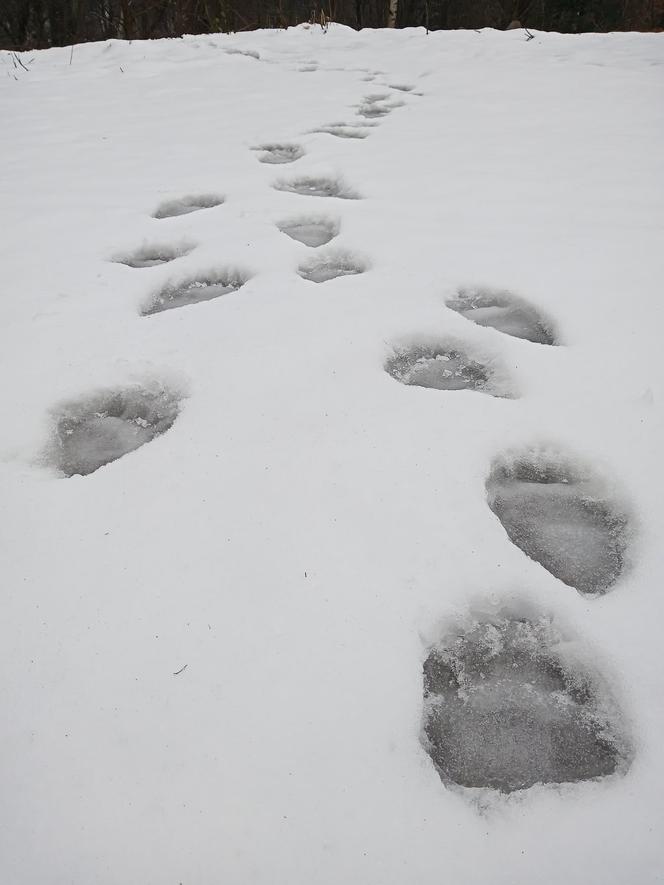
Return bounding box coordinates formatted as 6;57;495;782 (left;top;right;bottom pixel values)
2;0;663;51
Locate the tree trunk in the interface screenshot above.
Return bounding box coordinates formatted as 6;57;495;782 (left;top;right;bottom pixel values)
387;0;398;26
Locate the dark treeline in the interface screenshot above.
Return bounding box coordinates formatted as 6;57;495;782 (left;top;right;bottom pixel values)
2;0;662;50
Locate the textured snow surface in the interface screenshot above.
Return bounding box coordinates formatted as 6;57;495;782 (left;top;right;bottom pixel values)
1;23;663;885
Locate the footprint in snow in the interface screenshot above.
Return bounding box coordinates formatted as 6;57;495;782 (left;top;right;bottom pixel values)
113;241;194;268
253;143;305;165
486;449;629;595
48;384;181;477
297;249;367;283
153;194;224;220
224;48;260;60
142;269;249;316
312;123;373;139
385;340;515;398
446;286;557;345
423;610;631;794
361;92;392;104
273;176;361;199
357;103;392;119
278;215;339;247
357;97;404;119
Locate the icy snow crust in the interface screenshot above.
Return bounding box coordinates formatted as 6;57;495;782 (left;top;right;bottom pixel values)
1;22;663;885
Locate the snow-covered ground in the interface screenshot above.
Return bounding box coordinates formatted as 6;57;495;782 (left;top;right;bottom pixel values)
1;23;663;884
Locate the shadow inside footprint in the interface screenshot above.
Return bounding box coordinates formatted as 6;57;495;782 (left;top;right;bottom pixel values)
386;342;510;397
142;269;248;316
114;242;194;268
447;287;557;345
278;216;339;247
273;176;361;199
49;384;180;477
486;452;628;595
153;194;224;219
423;612;630;793
253;143;305;164
298;250;366;283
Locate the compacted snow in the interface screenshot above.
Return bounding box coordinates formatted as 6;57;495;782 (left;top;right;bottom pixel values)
1;23;663;885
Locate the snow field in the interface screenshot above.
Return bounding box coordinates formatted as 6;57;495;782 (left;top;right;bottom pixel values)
1;23;663;885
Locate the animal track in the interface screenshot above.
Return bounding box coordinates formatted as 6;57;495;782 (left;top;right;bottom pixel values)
423;611;630;793
385;341;513;397
446;287;557;345
312;124;372;139
486;451;629;595
152;195;224;220
388;83;415;92
253;143;305;164
273;176;361;200
113;241;194;268
278;215;339;247
361;92;391;104
298;249;367;283
357;96;403;119
225;47;259;60
142;269;249;316
49;384;181;477
357;103;392;119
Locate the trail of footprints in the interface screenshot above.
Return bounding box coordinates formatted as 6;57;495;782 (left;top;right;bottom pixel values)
48;77;409;476
45;64;635;800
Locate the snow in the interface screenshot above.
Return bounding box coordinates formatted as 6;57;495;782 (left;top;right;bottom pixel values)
1;22;663;885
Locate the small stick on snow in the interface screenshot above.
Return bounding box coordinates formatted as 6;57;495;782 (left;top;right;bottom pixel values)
173;664;188;676
12;52;29;72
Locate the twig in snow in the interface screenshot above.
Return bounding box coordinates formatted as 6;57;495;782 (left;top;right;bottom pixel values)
173;664;188;676
69;43;74;65
524;27;535;40
12;52;29;72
